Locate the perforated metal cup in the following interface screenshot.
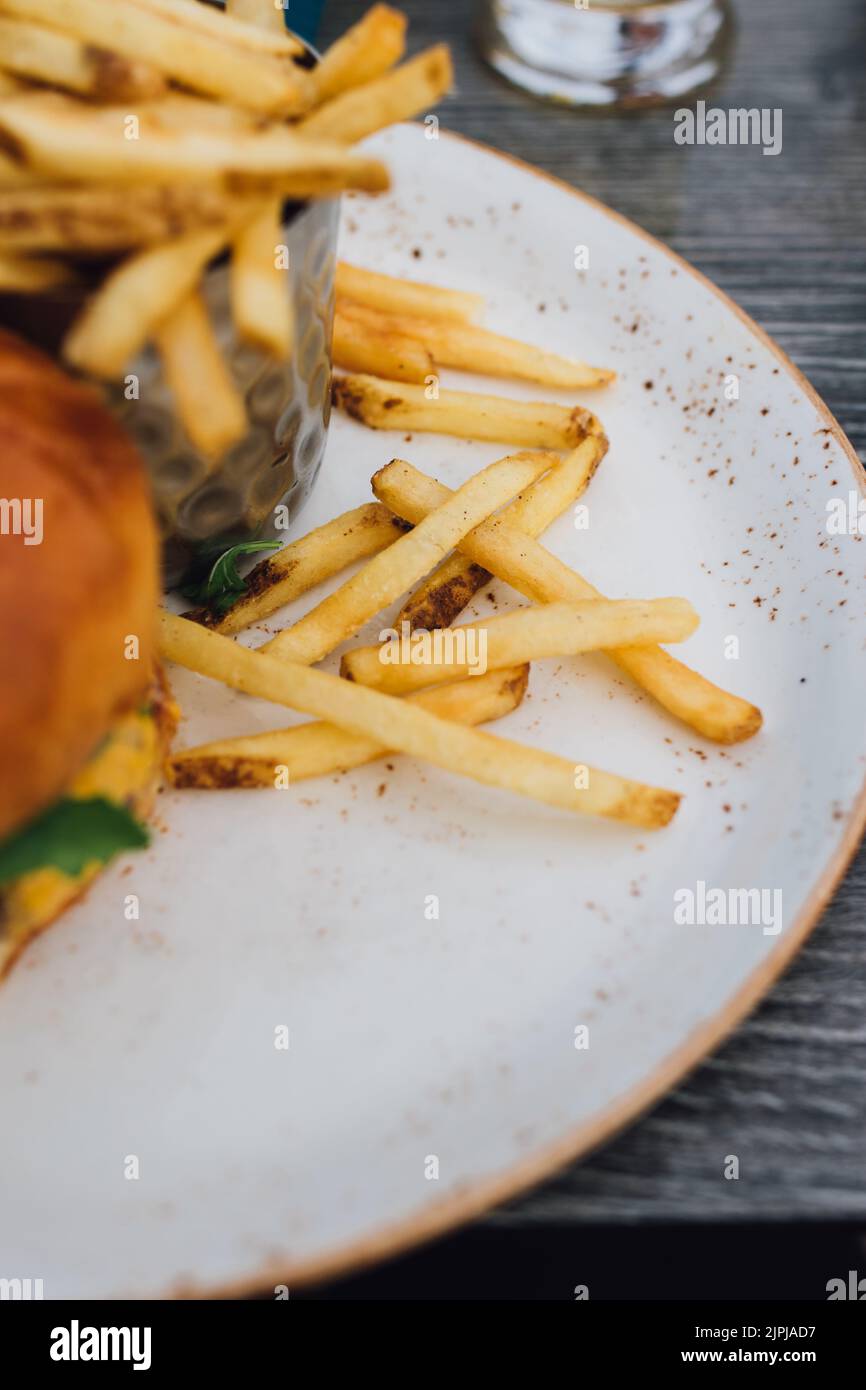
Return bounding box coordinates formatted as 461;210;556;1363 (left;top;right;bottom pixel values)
111;195;338;587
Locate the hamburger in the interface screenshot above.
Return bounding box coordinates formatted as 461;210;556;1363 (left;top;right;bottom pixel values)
0;331;174;976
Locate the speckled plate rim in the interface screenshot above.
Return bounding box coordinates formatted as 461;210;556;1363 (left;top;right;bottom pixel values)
176;126;866;1300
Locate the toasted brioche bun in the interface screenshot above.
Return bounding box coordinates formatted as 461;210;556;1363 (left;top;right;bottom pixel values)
0;330;159;841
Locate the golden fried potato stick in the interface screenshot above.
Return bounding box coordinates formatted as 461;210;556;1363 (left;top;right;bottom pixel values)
0;160;42;188
188;504;410;636
0;0;311;113
225;0;286;37
230;199;293;359
262;451;556;665
153;290;247;460
169;664;528;788
336;262;484;324
63;226;230;378
337;299;615;389
0;185;239;254
373;461;764;744
298;45;452;144
399;433;605;632
0;250;73;291
0;15;166;99
132;0;303;55
341;598;699;693
133;92;259;133
312;5;407;104
0;93;389;194
333;374;595;449
159;611;680;828
333;306;433;383
0;69;28;96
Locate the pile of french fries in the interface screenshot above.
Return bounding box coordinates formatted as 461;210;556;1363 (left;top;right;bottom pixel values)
0;0;762;830
329;255;617;468
333;262;616;391
160;266;763;830
0;1;451;456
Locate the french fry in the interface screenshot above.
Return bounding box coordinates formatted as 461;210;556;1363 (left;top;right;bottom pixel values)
130;0;303;55
63;226;230;378
0;93;389;195
0;250;73;291
399;433;606;631
263;451;556;665
333;373;595;449
312;5;407;104
236;157;389;201
299;44;453;144
230;199;293;359
0;0;311;114
188;503;411;635
0;15;166;100
0;185;238;253
333;306;433;383
131;93;259;134
337;299;615;389
341;598;699;694
225;0;286;37
169;664;529;788
336;262;484;324
159;611;680;828
153;290;247;460
0;69;28;96
0;152;42;187
373;461;764;744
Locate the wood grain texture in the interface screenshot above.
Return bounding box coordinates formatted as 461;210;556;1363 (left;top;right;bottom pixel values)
321;0;866;1221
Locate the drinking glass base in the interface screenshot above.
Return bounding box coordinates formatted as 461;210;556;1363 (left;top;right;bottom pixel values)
476;0;731;110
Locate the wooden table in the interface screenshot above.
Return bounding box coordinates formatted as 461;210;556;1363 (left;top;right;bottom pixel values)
321;0;866;1227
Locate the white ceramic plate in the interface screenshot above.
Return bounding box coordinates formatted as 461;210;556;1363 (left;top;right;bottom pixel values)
2;125;864;1299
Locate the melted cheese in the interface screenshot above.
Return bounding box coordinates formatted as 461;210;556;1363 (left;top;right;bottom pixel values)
0;705;162;966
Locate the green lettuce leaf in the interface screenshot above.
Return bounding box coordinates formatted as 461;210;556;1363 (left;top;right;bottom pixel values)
180;540;280;617
0;797;150;887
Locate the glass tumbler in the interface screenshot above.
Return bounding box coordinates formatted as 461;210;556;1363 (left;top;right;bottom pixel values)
476;0;731;109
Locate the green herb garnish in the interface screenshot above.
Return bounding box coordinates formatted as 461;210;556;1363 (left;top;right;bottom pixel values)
0;797;150;886
180;540;280;617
